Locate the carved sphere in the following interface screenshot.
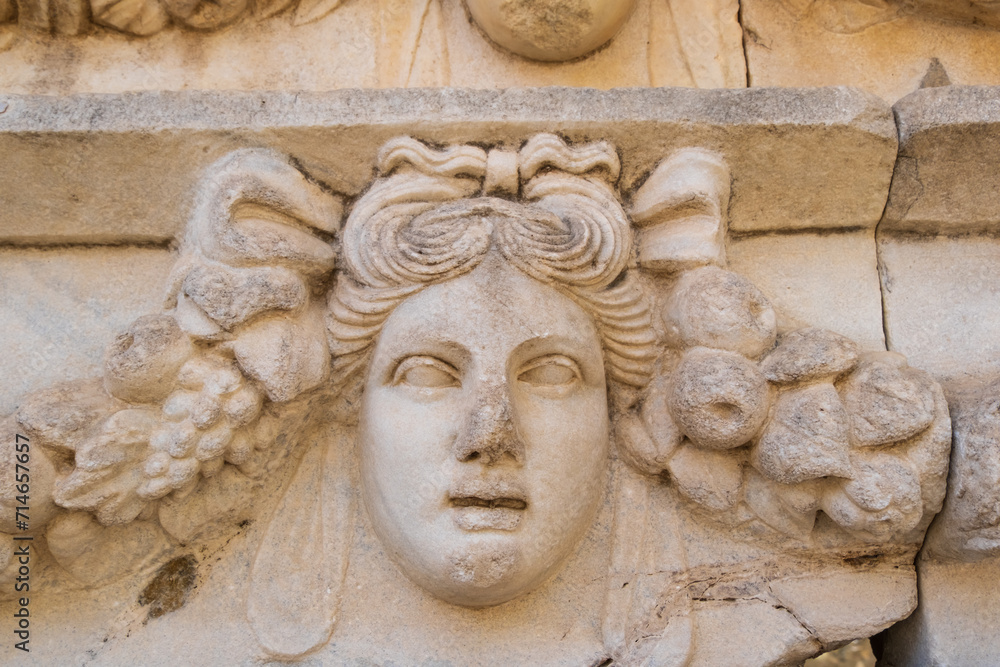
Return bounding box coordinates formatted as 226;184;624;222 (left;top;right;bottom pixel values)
105;314;194;404
662;266;777;359
668;348;770;451
465;0;637;62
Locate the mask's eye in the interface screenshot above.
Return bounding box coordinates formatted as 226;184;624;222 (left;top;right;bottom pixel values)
393;356;461;389
518;355;581;387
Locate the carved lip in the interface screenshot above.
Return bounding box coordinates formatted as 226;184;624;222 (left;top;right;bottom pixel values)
450;496;527;510
448;479;527;531
448;478;527;508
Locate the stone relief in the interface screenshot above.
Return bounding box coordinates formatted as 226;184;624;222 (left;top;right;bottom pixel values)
0;0;345;34
923;378;1000;561
0;0;746;94
464;0;637;61
779;0;1000;34
0;133;952;664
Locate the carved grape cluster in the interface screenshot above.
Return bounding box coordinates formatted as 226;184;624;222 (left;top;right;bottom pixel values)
620;265;950;544
138;352;263;500
15;149;339;530
14;313;272;526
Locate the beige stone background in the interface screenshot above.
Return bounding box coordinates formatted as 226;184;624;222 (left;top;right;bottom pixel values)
3;1;1000;665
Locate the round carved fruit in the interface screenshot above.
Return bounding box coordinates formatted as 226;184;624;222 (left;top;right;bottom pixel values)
662;266;777;359
105;314;194;404
465;0;637;62
668;348;770;450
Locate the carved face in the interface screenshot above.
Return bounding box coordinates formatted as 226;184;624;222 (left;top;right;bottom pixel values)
359;254;610;607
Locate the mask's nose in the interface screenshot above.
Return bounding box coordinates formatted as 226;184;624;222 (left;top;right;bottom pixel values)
453;382;525;466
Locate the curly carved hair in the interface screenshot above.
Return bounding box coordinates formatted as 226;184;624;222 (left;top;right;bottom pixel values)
325;134;657;390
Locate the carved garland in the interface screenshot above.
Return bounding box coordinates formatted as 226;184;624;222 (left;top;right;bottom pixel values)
0;0;344;37
0;133;953;662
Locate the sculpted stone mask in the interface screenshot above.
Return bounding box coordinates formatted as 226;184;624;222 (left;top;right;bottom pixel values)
360;254;610;606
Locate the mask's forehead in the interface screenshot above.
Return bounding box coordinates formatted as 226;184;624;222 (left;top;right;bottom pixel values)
369;255;604;375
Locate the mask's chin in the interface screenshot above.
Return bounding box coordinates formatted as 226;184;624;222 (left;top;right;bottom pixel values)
444;538;522;606
385;526;531;608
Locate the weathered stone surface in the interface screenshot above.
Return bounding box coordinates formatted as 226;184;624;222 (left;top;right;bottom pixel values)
104;314;193;404
0;127;946;666
751;384;851;485
0;87;896;242
0;0;745;94
876;80;1000;656
742;0;1000;102
8;1;1000;662
761;328;859;384
0;248;175;416
667;440;744;512
661;266;777;358
690;599;819;667
464;0;636;61
882;558;1000;667
841;356;936;448
769;569;917;644
727;231;887;352
884;86;1000;235
630;147;729;273
668;348;770;451
880;235;1000;385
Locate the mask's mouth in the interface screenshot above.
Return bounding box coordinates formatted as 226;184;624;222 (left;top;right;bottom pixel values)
448;480;528;531
450;496;527;511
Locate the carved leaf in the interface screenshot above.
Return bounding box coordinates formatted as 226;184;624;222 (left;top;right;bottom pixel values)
161;0;246;30
248;425;354;658
291;0;338;25
744;469;822;540
751;384;852;485
17;379;123;463
54;409;158;525
90;0;170;36
821;454;923;542
175;292;225;339
182;263;307;331
251;0;291;19
761;327;859;384
840;356;936;447
667;440;744;512
232;307;330;403
183;149;341;281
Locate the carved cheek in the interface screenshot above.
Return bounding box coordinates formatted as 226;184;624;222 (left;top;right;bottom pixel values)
361;386;462;518
514;386;610;531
